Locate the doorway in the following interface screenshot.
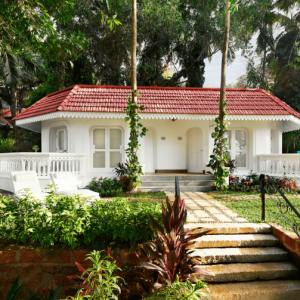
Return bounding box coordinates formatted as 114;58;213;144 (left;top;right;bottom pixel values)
188;128;203;173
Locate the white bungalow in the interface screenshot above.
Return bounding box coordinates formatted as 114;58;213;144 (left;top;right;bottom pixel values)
1;85;300;192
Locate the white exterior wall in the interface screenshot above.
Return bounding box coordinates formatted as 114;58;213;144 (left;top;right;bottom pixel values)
41;117;283;183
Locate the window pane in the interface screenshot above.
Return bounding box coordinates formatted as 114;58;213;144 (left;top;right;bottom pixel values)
224;130;232;150
110;129;122;149
110;152;122;168
93;152;105;168
93;129;105;149
235;152;246;167
235;130;246;151
58;130;64;150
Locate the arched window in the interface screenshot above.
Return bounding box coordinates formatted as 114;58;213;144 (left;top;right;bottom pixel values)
49;126;68;153
92;127;123;169
225;129;247;168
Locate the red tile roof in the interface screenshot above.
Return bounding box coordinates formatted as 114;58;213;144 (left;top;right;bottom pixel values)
13;85;300;121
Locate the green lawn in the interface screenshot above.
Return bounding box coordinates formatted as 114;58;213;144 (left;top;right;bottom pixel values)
113;191;166;202
206;190;260;200
206;190;300;231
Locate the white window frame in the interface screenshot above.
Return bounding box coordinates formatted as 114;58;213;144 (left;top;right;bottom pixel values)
56;128;67;153
226;128;248;169
91;126;124;171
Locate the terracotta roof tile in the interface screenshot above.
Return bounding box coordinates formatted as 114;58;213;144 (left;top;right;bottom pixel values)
13;85;300;121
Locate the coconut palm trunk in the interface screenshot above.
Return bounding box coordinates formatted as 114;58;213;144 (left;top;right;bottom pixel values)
219;0;231;190
129;0;137;191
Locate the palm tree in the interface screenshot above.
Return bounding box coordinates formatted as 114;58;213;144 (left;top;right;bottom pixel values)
0;46;38;120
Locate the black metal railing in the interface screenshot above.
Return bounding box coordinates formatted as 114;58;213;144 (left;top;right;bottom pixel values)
175;176;181;202
259;174;300;238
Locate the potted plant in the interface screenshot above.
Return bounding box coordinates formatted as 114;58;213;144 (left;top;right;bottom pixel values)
113;161;130;190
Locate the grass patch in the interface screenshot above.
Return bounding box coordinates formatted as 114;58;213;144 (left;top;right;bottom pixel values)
113;191;166;202
220;196;300;231
207;190;260;200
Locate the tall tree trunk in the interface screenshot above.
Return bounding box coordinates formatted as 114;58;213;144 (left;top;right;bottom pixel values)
11;85;16;127
219;0;230;190
129;0;137;191
261;39;267;89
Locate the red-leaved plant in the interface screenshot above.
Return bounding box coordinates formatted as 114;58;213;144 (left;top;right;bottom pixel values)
128;196;213;297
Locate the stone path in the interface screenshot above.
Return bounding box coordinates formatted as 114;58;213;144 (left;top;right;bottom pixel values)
165;190;300;299
164;191;248;223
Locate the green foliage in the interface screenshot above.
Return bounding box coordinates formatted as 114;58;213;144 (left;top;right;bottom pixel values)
26;62;64;107
66;251;122;300
32;145;40;152
206;112;230;189
282;131;300;153
124;91;148;187
144;276;209;300
87;177;124;197
0;0;88;60
0;135;15;153
0;192;161;248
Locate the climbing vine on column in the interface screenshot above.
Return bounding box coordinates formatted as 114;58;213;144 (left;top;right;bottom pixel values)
124;90;148;187
207;103;230;189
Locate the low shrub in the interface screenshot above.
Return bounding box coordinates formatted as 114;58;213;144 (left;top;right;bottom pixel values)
0;192;161;248
229;171;299;193
86;177;124;197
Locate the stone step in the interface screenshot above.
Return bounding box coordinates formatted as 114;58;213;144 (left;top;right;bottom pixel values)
141;175;215;181
198;262;298;283
206;280;300;300
140;180;214;187
139;186;214;192
192;247;288;264
185;223;273;235
193;234;279;248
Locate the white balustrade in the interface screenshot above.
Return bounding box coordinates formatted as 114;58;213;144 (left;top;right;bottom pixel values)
258;154;300;176
0;153;85;177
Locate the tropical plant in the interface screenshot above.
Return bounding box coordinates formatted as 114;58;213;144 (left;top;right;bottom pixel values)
87;177;124;197
0;46;39;118
32;145;40;152
130;196;212;296
113;161;129;177
143;276;209;300
225;159;237;175
67;250;124;300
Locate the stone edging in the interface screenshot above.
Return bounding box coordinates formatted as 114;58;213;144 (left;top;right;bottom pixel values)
270;223;300;268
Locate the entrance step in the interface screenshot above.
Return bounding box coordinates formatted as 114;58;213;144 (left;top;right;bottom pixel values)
199;262;299;282
141;175;215;181
185;223;273;235
206;280;300;300
140;175;215;192
193;234;279;248
192;247;288;264
140;180;214;187
139;186;214;192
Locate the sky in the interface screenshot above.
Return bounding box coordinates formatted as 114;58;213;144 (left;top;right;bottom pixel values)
203;50;249;87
